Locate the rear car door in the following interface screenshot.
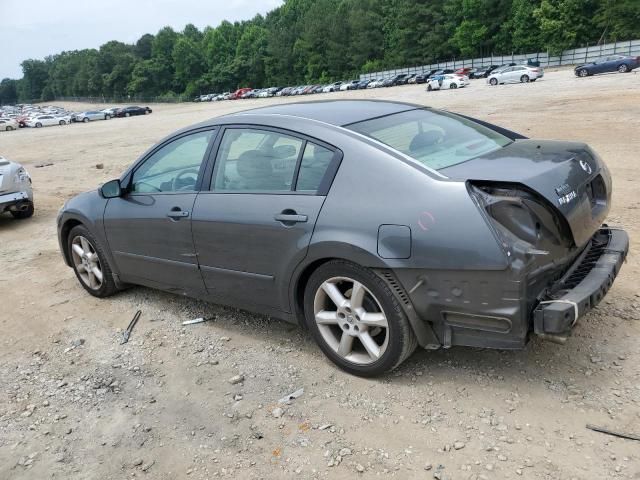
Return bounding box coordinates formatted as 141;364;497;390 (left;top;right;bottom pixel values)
103;128;217;294
192;126;340;313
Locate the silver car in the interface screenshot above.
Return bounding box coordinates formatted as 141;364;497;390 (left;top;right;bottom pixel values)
487;65;544;85
76;111;111;123
0;155;34;219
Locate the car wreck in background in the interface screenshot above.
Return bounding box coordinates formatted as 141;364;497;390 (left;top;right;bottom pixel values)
0;155;34;219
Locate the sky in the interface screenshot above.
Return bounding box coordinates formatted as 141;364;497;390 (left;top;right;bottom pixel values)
0;0;283;79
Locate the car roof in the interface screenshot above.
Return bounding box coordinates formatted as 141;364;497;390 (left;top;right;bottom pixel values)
222;100;419;127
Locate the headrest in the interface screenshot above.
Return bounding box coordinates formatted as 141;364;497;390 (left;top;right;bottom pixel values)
409;131;442;153
236;150;273;179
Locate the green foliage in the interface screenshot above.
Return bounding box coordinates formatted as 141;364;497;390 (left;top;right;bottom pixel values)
7;0;640;103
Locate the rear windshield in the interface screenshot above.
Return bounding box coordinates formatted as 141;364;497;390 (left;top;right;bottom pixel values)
346;109;512;170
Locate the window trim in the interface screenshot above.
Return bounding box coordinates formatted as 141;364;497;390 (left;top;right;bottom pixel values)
124;126;219;196
203;124;342;196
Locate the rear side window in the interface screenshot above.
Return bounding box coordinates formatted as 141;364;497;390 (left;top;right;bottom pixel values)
296;142;334;193
346;109;512;170
213;128;303;192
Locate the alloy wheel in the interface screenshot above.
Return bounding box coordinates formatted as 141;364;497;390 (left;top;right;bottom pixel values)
618;64;628;73
71;236;103;290
313;276;389;365
579;69;588;77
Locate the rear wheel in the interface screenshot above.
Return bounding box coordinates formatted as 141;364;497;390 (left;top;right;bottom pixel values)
427;84;433;91
520;74;530;83
82;117;89;123
490;78;498;86
67;225;119;298
618;64;629;73
6;126;14;131
125;112;131;117
303;260;417;377
10;202;34;219
578;68;589;77
59;120;66;125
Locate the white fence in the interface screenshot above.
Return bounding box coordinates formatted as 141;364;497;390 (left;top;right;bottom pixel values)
359;39;640;80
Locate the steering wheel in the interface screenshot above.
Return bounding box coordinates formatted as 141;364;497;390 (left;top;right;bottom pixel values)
171;168;200;191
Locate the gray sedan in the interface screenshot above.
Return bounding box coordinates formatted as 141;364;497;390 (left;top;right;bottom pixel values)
57;100;628;376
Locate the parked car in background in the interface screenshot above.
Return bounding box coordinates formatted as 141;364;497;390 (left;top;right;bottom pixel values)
115;106;152;117
25;115;66;127
471;65;500;78
366;78;384;88
574;55;640;77
427;74;468;90
455;67;473;76
488;65;543;85
0;118;19;131
0;155;33;219
230;88;252;100
339;80;359;91
382;74;408;87
101;107;120;117
56;100;628;376
322;82;343;93
75;111;111;123
355;79;371;89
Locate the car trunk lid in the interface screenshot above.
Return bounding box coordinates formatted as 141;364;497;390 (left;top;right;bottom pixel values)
440;139;611;247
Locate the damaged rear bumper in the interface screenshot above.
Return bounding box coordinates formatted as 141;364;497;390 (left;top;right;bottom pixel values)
0;190;32;213
533;227;629;341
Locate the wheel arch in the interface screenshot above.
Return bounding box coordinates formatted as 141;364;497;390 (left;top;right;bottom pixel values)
59;218;85;266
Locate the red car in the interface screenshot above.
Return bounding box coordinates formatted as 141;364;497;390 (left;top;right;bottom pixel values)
455;67;473;76
230;88;252;100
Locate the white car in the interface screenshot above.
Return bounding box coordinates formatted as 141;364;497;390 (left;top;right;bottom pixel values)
25;115;67;128
0;118;19;131
366;78;384;88
339;80;359;91
0;155;34;219
426;74;467;90
487;65;544;85
322;82;342;93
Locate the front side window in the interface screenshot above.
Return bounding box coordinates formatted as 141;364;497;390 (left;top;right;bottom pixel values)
131;130;214;193
213;128;303;192
346;109;512;170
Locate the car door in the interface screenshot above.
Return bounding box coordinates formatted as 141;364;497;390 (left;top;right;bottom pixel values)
192;126;340;313
103;128;217;294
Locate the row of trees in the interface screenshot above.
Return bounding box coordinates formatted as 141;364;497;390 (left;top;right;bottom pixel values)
2;0;639;104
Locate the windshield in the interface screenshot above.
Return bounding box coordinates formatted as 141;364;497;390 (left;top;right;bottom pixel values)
346;109;512;170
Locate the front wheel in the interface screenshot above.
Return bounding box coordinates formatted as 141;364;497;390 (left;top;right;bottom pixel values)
6;126;14;131
83;117;89;123
67;225;119;298
450;83;458;89
35;122;42;128
303;260;417;377
618;64;629;73
59;120;66;125
489;78;498;86
427;84;433;91
578;68;589;77
125;112;130;117
520;74;530;83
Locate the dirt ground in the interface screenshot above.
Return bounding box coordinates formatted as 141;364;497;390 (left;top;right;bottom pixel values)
1;68;639;480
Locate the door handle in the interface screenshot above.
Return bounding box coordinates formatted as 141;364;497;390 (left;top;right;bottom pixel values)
274;212;308;224
167;208;190;219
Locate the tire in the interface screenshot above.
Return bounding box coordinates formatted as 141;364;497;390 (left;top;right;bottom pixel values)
520;74;530;83
578;68;589;77
6;126;14;131
450;83;458;89
35;122;42;128
67;225;119;298
531;79;537;82
59;120;66;125
10;202;34;219
618;64;629;73
125;112;130;117
489;78;498;86
427;84;432;91
303;260;417;377
83;117;89;123
105;115;110;120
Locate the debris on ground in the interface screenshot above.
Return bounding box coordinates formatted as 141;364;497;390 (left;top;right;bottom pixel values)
278;387;304;404
586;424;640;441
121;310;141;344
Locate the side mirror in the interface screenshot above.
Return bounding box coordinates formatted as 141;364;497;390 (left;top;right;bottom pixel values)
100;179;122;198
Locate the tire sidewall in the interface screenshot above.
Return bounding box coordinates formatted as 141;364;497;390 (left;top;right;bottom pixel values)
618;64;628;73
67;225;117;297
303;261;412;376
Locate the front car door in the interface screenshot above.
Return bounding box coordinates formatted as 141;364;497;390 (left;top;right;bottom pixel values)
103;128;217;294
192;126;340;314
